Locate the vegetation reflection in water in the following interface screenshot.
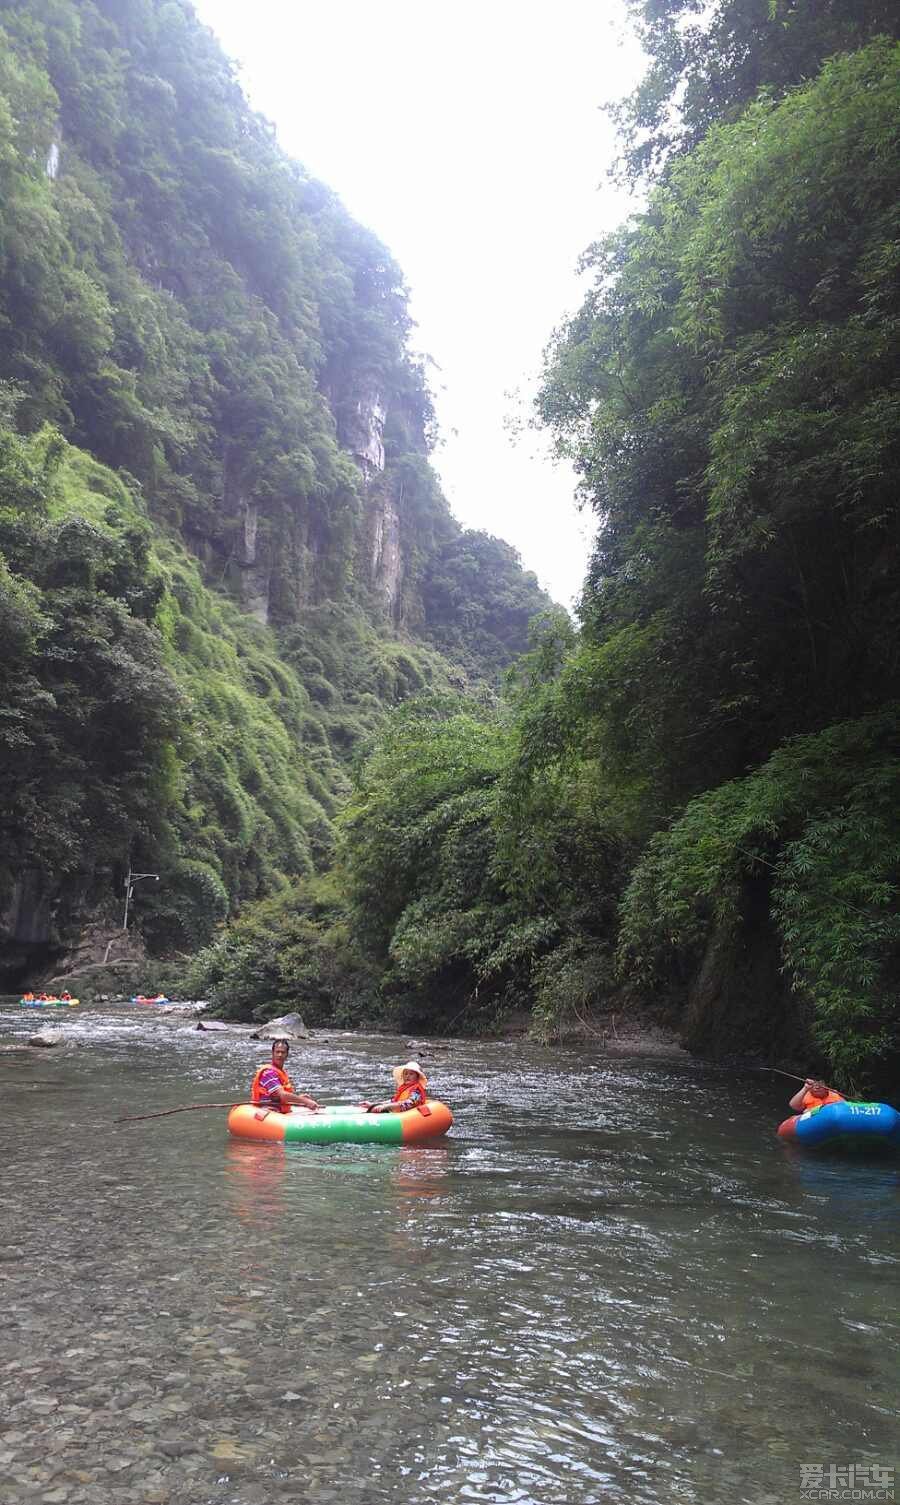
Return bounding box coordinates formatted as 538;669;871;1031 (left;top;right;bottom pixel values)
0;1008;897;1505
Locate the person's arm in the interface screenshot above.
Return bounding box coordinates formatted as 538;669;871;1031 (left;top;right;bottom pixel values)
385;1084;426;1113
790;1078;830;1113
279;1089;319;1110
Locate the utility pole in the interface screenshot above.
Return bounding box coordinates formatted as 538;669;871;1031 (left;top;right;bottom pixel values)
122;867;159;930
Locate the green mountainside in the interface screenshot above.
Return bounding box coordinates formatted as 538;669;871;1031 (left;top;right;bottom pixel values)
0;0;552;979
193;9;898;1092
3;0;897;1090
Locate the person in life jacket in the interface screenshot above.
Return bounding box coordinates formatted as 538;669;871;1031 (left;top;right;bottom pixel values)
788;1077;846;1113
60;991;72;1001
361;1061;429;1115
250;1038;320;1114
22;992;35;1002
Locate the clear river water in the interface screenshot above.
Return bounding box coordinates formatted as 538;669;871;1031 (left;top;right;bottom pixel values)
0;1003;897;1505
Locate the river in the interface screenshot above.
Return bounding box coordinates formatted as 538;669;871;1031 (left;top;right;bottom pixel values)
1;1003;897;1505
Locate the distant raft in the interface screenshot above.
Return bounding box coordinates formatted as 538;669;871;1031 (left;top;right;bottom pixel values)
228;1100;453;1146
19;997;79;1008
777;1100;900;1151
130;994;169;1005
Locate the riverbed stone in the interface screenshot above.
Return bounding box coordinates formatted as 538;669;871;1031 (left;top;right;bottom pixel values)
28;1030;63;1048
157;1439;192;1459
250;1012;310;1040
193;1019;250;1034
102;1457;134;1474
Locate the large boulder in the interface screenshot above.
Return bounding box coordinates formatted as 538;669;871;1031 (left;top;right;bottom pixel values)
28;1029;63;1048
250;1012;311;1041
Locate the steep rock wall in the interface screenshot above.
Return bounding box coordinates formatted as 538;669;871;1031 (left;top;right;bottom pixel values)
366;480;404;620
682;877;816;1066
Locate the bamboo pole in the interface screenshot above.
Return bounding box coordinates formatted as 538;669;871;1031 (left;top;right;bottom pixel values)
114;1101;241;1123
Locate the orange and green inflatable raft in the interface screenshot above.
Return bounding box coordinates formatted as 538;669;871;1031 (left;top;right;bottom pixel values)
228;1100;453;1145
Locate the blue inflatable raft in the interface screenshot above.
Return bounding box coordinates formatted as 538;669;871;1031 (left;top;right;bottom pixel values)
778;1100;900;1151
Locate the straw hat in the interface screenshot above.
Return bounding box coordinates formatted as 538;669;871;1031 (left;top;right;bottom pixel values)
392;1060;427;1089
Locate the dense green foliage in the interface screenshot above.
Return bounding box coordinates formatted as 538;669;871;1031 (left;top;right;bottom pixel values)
0;0;550;975
0;0;389;575
618;712;900;1077
0;412;337;947
612;0;900;180
0;398;475;957
191;624;629;1037
0;0;547;633
340;698;519;1028
183;873;378;1026
421;532;551;682
192;34;900;1085
0;418;179;908
536;40;900;1080
540;43;900;806
3;0;897;1085
535;41;900;1080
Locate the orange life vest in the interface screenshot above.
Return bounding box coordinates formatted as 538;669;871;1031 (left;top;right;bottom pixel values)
250;1063;294;1110
392;1080;430;1115
801;1088;845;1111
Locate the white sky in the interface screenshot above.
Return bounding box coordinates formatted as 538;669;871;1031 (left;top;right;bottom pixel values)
191;0;645;609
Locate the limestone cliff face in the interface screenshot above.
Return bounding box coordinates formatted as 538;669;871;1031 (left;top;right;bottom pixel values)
339;384;410;624
366;479;404;620
234;497;271;624
2;872;52;947
342;385;387;475
197;383;415;627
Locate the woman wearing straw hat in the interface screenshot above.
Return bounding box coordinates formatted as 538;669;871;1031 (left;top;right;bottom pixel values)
361;1061;429;1115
